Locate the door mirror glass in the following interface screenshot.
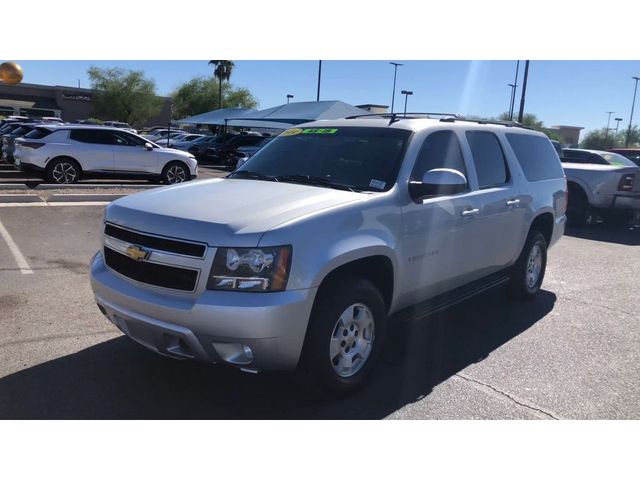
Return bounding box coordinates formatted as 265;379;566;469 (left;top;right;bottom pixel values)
409;168;467;199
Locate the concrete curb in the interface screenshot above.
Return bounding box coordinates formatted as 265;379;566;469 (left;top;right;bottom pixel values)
35;184;159;190
47;194;125;203
0;194;45;203
0;183;29;190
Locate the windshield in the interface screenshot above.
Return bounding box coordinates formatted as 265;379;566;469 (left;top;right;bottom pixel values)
230;126;411;192
600;152;638;167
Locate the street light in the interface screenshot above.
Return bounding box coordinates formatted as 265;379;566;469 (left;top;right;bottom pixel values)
517;60;530;123
605;111;614;146
508;83;517;118
614;117;623;137
389;62;403;114
286;94;294;104
509;60;520;120
626;76;640;147
400;90;413;116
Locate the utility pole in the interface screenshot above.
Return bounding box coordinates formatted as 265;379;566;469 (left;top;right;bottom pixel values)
316;61;322;102
389;62;403;114
508;84;516;118
626;76;640;147
517;61;530;124
401;90;413;116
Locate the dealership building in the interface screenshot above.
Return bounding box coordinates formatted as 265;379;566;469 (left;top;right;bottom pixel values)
0;82;172;126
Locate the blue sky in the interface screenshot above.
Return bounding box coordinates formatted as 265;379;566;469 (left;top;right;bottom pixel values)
13;60;640;136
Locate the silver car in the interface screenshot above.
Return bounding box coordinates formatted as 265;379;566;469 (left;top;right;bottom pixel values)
90;116;567;394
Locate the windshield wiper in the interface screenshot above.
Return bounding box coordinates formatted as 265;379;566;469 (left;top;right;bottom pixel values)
274;174;357;192
228;170;278;182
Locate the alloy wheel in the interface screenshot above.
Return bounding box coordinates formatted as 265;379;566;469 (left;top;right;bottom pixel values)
526;244;543;288
329;303;375;378
166;165;186;184
52;162;78;184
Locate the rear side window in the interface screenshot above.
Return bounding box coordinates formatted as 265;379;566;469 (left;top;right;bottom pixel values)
70;129;113;145
506;133;565;181
466;131;509;188
24;127;53;139
562;150;607;165
411;130;467;181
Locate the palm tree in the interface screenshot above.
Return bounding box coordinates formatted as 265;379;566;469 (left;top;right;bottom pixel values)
208;60;235;109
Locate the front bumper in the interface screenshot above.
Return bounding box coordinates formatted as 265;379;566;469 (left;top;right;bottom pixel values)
90;252;317;371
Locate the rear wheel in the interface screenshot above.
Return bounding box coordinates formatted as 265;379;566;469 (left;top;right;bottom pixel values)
566;185;593;226
297;276;387;396
161;161;190;185
508;230;548;301
46;157;81;184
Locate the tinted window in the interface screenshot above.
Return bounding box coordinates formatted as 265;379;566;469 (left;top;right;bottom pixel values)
232;127;411;192
236;136;264;147
506;133;564;181
8;126;32;136
600;152;637;167
24;127;53;139
562;150;607;165
466;131;508;188
411;130;466;181
69;129;113;144
110;130;148;147
611;150;640;166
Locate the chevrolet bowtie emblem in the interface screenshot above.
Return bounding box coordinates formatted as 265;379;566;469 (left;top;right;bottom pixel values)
125;245;150;262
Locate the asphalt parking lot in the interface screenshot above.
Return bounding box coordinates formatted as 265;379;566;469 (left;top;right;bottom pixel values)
0;203;638;419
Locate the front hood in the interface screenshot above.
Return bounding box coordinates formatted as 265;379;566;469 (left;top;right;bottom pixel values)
157;146;190;156
105;178;363;246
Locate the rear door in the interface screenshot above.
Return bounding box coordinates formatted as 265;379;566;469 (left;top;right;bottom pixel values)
69;129;115;171
457;130;524;277
111;130;157;173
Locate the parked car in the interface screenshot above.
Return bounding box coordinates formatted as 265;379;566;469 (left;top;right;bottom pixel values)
144;129;186;141
187;134;236;160
90;117;567;394
2;123;39;163
205;132;268;166
153;132;190;146
14;125;197;185
235;136;275;169
608;148;640;167
561;148;640;225
102;121;137;134
164;134;206;150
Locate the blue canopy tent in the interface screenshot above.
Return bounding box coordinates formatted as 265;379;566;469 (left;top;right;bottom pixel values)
175;108;256;125
225;101;371;128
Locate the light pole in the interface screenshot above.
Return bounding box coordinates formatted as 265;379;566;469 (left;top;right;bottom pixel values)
626;76;640;147
508;83;516;118
286;94;294;104
614;117;623;138
316;61;322;101
401;90;413;116
509;60;520;120
389;62;403;114
605;111;614;146
517;60;530;123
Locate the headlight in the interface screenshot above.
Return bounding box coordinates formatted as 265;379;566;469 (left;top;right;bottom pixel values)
207;246;292;292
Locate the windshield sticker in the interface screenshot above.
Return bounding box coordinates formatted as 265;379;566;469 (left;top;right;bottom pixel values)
302;128;338;134
281;128;304;136
369;179;386;190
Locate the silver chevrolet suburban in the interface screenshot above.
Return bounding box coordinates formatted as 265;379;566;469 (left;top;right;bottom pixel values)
90;115;567;394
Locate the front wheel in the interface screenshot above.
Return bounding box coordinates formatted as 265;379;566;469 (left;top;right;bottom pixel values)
161;161;190;185
507;230;548;301
297;276;387;396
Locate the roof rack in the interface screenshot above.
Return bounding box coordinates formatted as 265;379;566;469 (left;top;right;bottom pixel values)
447;117;533;130
344;112;461;126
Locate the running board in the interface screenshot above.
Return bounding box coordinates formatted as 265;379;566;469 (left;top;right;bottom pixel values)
394;272;511;323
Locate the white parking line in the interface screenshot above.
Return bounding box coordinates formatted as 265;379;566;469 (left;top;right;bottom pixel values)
0;218;34;274
0;201;110;208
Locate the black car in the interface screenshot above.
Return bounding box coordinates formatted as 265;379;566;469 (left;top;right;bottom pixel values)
187;134;236;160
205;133;269;166
1;123;39;163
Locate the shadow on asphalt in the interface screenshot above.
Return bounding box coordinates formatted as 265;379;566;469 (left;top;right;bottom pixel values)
564;223;640;246
0;288;556;419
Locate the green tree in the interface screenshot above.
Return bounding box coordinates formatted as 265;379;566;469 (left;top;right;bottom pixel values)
208;60;235;109
581;126;640;149
492;112;563;141
171;76;257;119
87;66;163;126
621;125;640;147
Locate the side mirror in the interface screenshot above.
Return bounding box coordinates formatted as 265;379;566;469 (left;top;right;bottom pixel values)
144;142;154;151
409;168;467;199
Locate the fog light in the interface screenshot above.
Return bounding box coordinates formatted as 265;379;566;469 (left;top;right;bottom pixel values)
212;342;253;365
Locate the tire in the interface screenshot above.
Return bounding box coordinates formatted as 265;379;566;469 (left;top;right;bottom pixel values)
161;161;190;185
507;230;548;301
566;185;593;227
46;157;81;184
296;276;387;396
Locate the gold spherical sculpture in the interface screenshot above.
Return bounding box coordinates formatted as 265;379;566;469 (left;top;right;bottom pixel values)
0;62;24;85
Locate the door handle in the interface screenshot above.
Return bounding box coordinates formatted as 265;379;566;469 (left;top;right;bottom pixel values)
506;199;521;206
461;208;480;217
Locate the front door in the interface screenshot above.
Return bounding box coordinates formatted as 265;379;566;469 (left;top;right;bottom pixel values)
110;130;157;174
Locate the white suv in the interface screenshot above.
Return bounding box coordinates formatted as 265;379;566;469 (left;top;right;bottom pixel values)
14;125;198;184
